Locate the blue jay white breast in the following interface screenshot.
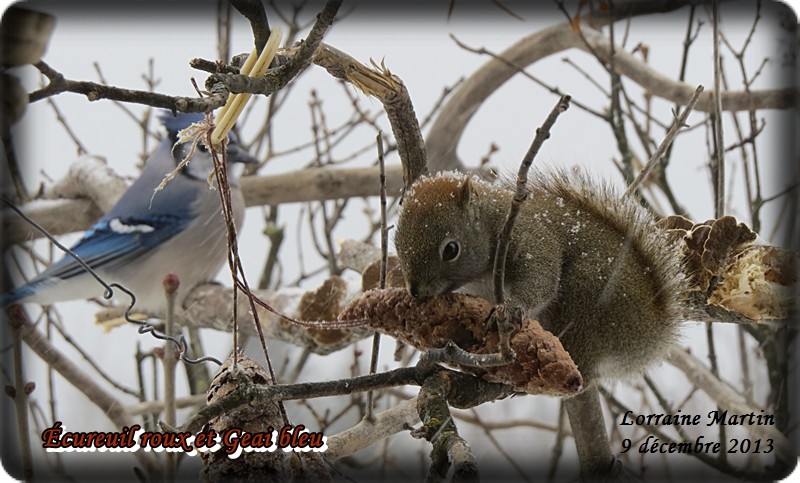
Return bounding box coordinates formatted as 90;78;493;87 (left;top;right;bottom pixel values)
1;112;258;315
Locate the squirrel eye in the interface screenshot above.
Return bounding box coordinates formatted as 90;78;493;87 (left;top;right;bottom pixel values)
441;240;460;262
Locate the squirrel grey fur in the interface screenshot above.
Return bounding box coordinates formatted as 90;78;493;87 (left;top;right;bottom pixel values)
394;169;687;383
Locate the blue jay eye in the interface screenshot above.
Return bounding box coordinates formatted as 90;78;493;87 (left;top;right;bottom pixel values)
441;240;460;262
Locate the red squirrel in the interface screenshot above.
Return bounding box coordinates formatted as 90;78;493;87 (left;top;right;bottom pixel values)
394;170;686;384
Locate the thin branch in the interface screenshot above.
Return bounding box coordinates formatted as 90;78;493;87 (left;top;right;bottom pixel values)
161;275;179;481
625;85;704;197
325;397;420;460
313;44;427;189
493;95;571;304
180;363;511;436
9;313;34;481
31;61;225;112
451;34;606;121
712;0;726;218
564;387;617;479
365;133;388;422
44;309;140;397
7;306;160;475
2;164;405;244
427;9;795;171
204;0;342;101
229;0;271;54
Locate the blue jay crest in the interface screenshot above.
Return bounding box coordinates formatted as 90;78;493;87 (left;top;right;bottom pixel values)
161;111;205;140
2;111;257;314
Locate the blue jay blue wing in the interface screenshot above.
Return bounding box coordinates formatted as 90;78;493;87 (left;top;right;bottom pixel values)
1;214;190;307
43;215;190;279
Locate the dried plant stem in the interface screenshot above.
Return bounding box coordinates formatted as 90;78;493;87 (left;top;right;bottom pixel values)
207;138;288;424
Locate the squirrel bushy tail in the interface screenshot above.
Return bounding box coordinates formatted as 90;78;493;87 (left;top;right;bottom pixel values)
519;169;687;382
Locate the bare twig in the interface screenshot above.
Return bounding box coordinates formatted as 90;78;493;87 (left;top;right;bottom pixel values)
547;403;569;480
451;34;607;121
161;274;179;482
216;0;232;62
428;8;796;172
229;0;271;54
204;0;342;101
44;97;88;155
493;95;571;304
711;0;726;218
312;44;427;189
179;362;511;436
44;310;140;397
365;133;388;422
258;206;284;290
7;307;160;474
31;60;226;112
625;85;704;197
8;311;34;481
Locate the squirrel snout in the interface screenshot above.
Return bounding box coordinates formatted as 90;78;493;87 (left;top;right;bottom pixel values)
407;280;433;299
406;280;440;300
407;281;421;298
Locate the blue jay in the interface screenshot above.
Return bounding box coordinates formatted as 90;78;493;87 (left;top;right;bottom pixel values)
2;112;256;314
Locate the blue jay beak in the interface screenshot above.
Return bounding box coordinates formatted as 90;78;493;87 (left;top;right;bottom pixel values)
225;143;259;165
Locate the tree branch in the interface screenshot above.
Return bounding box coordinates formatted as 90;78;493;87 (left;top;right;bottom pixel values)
30;61;226;112
203;0;343;100
6;306;161;475
2;164;404;244
668;349;795;467
312;44;427;190
325;396;420;460
228;0;270;54
427;1;796;171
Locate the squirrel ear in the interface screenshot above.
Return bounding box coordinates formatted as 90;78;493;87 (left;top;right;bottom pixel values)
458;175;474;207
